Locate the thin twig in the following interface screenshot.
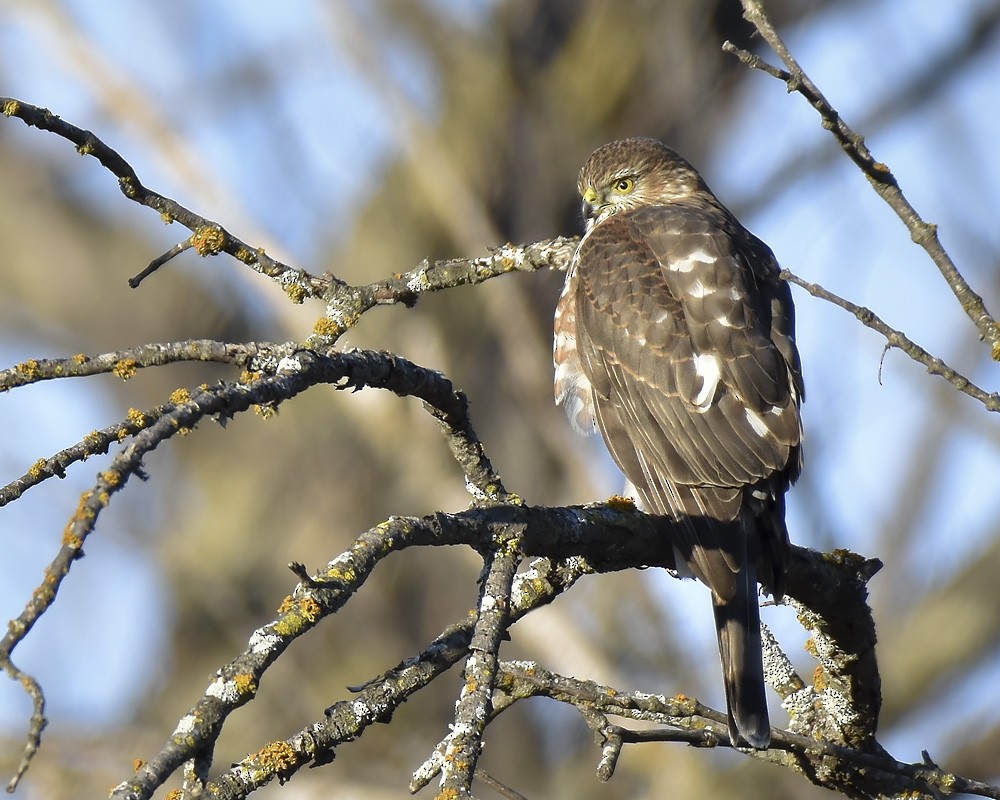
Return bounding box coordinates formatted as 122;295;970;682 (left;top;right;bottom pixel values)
724;1;1000;359
782;269;1000;412
128;238;194;287
0;97;325;300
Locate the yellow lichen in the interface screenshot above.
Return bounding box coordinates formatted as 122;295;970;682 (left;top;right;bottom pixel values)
16;360;41;380
254;404;276;420
113;359;138;380
159;211;174;225
132;758;145;772
233;673;257;696
191;225;226;256
83;431;104;455
272;615;305;637
62;530;84;550
240;370;262;384
3;99;21;116
101;470;122;487
285;283;306;304
28;459;46;480
312;316;342;337
127;407;148;427
72;353;88;364
170;388;192;405
277;596;296;614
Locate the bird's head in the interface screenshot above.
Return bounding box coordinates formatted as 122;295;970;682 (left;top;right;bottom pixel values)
577;137;708;231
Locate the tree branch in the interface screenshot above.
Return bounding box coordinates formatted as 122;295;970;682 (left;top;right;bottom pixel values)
723;0;1000;360
0;98;325;302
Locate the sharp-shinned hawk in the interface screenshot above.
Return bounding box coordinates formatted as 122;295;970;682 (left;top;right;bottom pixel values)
554;137;803;749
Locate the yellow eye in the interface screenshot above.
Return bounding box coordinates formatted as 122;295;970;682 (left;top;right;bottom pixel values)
613;177;634;194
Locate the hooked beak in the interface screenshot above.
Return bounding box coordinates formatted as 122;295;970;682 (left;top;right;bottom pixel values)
581;187;604;222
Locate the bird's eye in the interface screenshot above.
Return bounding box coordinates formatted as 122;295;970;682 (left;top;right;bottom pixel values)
613;177;635;194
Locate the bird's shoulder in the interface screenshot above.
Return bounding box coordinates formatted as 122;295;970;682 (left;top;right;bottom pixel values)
582;202;779;284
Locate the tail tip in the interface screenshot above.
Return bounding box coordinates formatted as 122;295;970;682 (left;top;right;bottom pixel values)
730;715;770;749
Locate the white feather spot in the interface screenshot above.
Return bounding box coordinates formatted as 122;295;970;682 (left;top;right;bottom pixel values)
689;278;710;298
715;313;735;328
692;353;721;408
745;408;769;437
670;248;716;273
554;359;597;436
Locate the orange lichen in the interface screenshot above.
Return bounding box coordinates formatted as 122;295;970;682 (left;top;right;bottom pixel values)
298;596;322;623
253;741;297;774
606;494;636;510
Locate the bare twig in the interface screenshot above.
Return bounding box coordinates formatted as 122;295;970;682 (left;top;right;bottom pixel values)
781;269;1000;412
724;1;1000;360
128;238;194;287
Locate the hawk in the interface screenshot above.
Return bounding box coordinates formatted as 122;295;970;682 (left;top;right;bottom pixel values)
554;138;803;749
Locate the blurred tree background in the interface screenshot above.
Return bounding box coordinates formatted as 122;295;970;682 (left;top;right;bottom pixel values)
1;0;999;797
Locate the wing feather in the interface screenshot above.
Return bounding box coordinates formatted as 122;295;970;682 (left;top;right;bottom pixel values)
574;204;802;504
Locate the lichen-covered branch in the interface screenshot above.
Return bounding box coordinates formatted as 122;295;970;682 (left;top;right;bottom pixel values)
105;499;946;799
1;348;506;791
0;98;325;301
438;526;523;797
0;339;258;392
493;661;999;799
